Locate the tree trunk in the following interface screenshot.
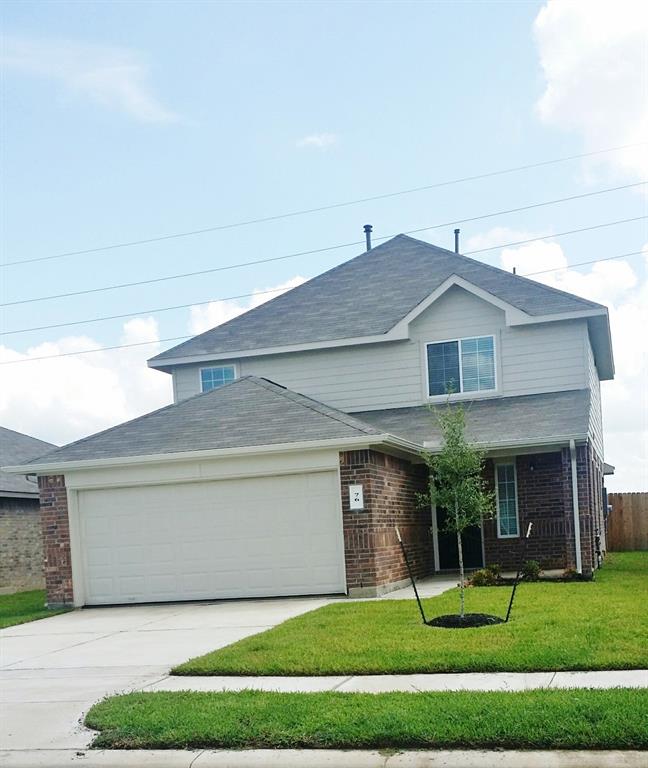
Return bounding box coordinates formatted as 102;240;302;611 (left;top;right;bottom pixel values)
455;493;465;618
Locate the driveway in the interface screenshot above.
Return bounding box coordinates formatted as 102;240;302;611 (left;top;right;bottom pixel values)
0;597;329;751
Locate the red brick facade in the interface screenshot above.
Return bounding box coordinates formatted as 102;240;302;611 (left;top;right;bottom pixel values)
479;443;603;576
38;475;73;607
340;449;434;595
37;442;605;606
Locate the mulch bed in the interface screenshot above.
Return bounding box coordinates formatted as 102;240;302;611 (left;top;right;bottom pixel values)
427;613;504;628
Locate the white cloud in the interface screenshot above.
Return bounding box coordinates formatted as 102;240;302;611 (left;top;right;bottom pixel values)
2;37;178;123
296;133;338;150
476;229;647;491
190;276;307;335
534;0;648;182
0;318;172;447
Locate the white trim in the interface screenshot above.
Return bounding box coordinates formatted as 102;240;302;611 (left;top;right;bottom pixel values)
66;489;85;608
425;334;498;400
431;501;440;572
3;434;421;475
570;439;583;574
147;273;609;370
423;433;589;452
335;463;349;595
494;458;520;539
198;363;238;393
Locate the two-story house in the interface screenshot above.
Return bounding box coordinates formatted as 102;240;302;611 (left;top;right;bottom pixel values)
6;234;614;607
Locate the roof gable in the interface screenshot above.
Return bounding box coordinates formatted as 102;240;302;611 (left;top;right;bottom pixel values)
150;234;605;366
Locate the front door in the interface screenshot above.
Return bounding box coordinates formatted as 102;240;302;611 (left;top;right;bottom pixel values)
435;505;483;570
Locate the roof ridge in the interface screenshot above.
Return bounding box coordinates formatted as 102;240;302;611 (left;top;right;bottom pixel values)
247;376;381;436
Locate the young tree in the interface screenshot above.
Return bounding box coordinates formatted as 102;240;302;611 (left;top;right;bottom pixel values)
420;404;495;618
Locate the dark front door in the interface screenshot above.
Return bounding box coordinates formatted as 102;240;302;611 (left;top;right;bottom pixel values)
436;505;483;570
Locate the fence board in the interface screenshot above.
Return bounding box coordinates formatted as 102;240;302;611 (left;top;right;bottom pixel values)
607;493;648;551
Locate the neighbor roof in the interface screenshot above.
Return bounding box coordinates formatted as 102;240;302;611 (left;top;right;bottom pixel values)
13;377;385;467
353;389;592;450
150;234;604;364
0;427;56;496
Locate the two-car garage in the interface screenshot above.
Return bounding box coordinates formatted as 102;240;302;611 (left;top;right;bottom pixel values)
74;468;346;606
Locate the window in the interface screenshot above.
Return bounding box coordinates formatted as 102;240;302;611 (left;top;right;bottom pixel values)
426;336;495;396
200;365;236;392
496;462;519;538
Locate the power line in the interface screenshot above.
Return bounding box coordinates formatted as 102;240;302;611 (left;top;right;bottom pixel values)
462;215;647;256
2;214;644;336
2;180;645;309
524;249;645;277
1;248;644;366
3;141;646;269
1;287;287;336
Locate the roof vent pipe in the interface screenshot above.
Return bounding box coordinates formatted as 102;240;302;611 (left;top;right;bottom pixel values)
454;228;460;253
364;224;373;251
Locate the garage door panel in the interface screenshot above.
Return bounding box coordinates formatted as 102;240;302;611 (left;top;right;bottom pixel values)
79;471;345;605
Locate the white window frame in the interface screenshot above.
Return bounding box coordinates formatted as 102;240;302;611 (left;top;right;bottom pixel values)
199;364;237;393
425;334;497;399
494;459;520;539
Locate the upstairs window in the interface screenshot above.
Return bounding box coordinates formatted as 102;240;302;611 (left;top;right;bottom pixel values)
426;336;495;396
200;365;236;392
496;462;519;538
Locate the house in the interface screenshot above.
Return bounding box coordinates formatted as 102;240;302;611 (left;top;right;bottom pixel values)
4;234;613;608
0;427;55;593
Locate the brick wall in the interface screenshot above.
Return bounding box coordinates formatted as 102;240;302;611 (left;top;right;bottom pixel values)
0;498;44;593
340;450;433;594
38;475;73;607
482;442;600;575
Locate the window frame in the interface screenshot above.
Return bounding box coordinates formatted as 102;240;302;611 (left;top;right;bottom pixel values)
425;334;497;399
494;459;520;539
199;364;237;393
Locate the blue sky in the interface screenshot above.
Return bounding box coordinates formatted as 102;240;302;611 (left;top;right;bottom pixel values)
1;1;646;489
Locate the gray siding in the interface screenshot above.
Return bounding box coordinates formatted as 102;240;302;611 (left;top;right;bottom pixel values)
586;334;604;457
171;286;592;411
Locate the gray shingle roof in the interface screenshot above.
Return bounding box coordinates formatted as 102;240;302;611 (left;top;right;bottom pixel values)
18;377;383;466
0;427;56;496
352;389;591;449
150;234;603;364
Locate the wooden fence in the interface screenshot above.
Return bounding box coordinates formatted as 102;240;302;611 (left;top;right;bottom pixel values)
607;493;648;551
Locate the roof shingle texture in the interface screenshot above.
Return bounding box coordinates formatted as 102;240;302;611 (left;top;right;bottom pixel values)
353;389;591;449
21;377;383;465
151;234;602;363
0;427;56;495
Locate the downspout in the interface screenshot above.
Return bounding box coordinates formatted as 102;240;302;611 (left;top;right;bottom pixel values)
569;439;583;574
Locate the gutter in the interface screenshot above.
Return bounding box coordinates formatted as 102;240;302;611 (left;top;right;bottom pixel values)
1;432;422;476
569;438;583;574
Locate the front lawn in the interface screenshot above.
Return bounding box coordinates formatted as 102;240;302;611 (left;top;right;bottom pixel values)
86;688;648;750
0;589;69;629
175;552;648;675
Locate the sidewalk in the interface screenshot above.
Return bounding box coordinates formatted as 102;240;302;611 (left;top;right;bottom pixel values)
1;748;646;767
147;668;648;693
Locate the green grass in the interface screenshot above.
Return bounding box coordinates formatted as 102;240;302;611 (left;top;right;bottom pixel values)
0;589;69;629
174;552;648;676
85;688;648;750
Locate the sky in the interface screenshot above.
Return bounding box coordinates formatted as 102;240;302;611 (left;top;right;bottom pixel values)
1;0;646;491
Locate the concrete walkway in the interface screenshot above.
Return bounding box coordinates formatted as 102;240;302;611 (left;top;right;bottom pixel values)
1;748;646;767
149;668;648;693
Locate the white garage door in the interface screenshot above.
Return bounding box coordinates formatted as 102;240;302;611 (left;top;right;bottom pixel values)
78;471;346;605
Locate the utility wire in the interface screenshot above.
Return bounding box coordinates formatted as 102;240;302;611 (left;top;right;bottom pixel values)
1;248;644;366
3;141;646;269
1;214;644;336
2;180;645;309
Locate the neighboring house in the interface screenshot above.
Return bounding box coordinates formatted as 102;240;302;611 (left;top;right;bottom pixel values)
0;427;55;593
4;234;614;608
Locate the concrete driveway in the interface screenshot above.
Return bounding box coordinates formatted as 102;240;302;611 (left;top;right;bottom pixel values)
0;597;329;751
